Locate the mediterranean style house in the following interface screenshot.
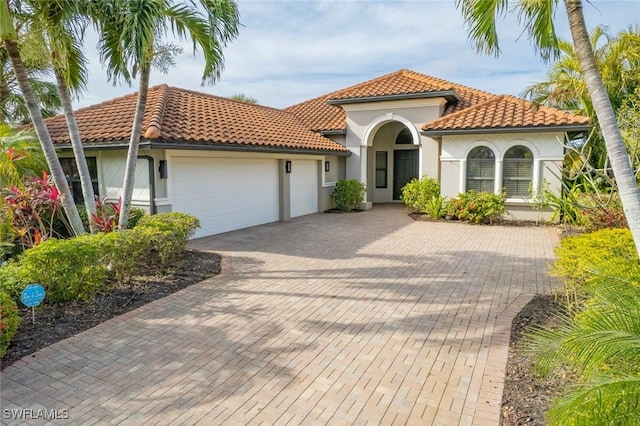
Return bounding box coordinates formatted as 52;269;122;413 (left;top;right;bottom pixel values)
46;69;589;238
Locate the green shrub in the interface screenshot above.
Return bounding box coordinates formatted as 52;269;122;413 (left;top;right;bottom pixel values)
446;191;505;224
96;226;175;283
0;291;20;357
400;176;442;214
332;179;366;212
129;212;200;270
0;260;27;301
552;228;637;293
16;235;109;302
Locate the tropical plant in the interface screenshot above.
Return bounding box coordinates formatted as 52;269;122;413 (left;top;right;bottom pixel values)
0;124;46;188
332;179;366;212
523;26;640;174
0;49;61;125
0;0;85;236
89;0;240;230
526;268;640;425
455;0;640;259
1;171;71;250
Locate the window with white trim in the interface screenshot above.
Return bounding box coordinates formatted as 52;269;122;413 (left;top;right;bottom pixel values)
466;146;495;193
503;146;533;198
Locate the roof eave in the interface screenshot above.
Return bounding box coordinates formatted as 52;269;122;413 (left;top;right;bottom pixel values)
54;140;351;156
421;124;591;137
327;90;459;105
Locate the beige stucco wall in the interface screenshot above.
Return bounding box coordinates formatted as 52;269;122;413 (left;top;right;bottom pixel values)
439;131;566;220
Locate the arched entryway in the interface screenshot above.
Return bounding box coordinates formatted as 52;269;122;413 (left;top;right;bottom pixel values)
362;115;420;203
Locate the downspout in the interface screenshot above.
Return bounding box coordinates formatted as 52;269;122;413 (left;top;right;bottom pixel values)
139;155;156;215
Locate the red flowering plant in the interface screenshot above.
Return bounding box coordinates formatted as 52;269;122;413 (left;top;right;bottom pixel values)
1;171;70;249
91;197;121;233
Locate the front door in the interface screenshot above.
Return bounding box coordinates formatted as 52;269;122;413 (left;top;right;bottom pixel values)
393;150;419;200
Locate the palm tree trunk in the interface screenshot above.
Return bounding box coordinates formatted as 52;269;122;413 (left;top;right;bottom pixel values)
117;64;150;230
4;39;85;236
564;0;640;259
55;72;98;233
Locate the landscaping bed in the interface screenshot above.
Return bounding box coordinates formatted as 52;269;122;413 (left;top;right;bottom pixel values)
501;294;567;425
1;249;221;370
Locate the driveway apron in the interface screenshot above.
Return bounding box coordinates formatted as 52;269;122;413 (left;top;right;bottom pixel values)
0;205;559;425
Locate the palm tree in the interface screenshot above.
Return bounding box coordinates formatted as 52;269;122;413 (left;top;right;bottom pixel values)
27;0;99;231
455;0;640;259
230;93;258;104
0;49;61;125
523;26;640;173
91;0;240;230
0;0;85;236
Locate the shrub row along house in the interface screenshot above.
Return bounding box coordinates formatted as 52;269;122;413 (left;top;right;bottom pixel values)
46;69;590;238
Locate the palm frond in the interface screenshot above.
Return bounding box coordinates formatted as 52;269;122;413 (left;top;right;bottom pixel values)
455;0;509;57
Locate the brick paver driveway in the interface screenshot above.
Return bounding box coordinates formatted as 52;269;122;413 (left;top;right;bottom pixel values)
1;205;559;425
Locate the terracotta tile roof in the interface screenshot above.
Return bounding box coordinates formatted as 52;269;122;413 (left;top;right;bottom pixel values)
45;85;348;153
285;69;496;132
421;95;590;133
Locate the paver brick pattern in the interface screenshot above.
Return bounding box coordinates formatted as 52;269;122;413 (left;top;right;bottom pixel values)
0;205;559;425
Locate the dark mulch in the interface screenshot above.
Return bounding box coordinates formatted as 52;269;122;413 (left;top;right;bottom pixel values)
409;212;555;227
1;250;221;370
501;294;569;425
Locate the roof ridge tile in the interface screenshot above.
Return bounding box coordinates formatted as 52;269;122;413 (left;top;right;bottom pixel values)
144;85;170;139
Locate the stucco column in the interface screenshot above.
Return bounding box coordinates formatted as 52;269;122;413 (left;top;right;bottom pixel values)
459;159;466;194
360;145;369;198
532;159;542;194
278;159;291;222
495;159;503;194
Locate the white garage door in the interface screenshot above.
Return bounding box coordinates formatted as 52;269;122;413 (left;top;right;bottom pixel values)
290;160;318;218
171;157;279;238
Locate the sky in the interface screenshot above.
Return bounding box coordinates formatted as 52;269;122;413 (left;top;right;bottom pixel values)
76;0;639;110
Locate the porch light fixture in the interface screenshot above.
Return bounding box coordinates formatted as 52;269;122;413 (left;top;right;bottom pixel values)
159;160;168;179
285;160;292;173
325;161;330;172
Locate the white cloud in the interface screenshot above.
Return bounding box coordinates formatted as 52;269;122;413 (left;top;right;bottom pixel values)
75;0;639;110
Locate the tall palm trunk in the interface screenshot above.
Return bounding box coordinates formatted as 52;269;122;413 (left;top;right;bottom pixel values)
55;72;98;233
564;0;640;259
4;39;85;236
117;64;150;230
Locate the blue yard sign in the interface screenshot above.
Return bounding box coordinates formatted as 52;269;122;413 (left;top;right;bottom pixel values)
21;284;45;324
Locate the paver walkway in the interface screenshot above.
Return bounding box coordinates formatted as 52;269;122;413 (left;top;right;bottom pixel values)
1;205;560;425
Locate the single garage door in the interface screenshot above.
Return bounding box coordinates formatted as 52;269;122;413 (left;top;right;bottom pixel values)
171;157;279;238
290;160;318;218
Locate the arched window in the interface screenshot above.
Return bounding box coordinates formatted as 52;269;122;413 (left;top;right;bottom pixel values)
395;128;412;144
467;146;495;192
503;145;533;198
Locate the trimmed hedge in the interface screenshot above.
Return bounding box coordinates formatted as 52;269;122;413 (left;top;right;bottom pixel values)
0;212;200;303
401;176;441;214
0;291;20;357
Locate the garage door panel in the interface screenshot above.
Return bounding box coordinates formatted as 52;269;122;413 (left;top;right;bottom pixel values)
171;157;278;237
290;160;318;218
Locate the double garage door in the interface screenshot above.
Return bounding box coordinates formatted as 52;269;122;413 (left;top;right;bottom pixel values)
171;157;318;238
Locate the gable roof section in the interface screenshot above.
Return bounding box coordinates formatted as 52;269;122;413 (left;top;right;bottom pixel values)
45;85;348;154
421;95;590;135
285;69;496;132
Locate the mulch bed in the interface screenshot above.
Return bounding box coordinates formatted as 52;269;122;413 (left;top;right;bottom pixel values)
1;250;221;370
409;212;554;227
501;294;569;425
